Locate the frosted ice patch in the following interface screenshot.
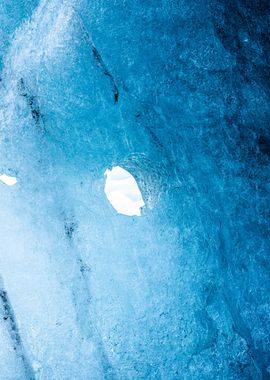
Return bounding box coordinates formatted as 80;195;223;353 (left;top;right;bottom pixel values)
104;166;145;216
0;174;17;186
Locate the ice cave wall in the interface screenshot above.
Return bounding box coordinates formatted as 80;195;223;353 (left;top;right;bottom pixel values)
0;0;269;379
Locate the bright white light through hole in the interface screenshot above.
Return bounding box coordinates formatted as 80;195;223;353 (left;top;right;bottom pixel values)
0;174;17;186
104;166;145;216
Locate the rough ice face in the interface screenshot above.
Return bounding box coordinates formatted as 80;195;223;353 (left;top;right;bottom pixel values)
0;0;269;379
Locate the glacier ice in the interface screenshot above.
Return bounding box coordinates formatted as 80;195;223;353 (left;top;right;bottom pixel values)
0;0;269;379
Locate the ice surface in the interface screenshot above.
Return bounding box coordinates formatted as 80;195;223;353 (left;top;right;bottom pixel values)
0;0;269;379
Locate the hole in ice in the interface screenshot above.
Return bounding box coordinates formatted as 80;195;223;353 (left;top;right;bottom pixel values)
104;166;145;216
0;174;17;186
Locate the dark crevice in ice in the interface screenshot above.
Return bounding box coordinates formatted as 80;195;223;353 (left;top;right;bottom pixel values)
17;78;43;130
64;220;77;241
73;10;119;104
0;279;35;380
258;135;270;157
91;44;119;103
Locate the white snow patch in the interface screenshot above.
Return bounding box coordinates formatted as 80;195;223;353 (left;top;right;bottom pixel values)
0;174;17;186
104;166;145;216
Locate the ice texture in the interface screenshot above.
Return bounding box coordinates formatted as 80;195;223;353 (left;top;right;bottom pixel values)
0;0;269;379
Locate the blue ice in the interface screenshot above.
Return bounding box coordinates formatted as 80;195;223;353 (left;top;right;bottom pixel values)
0;0;269;379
